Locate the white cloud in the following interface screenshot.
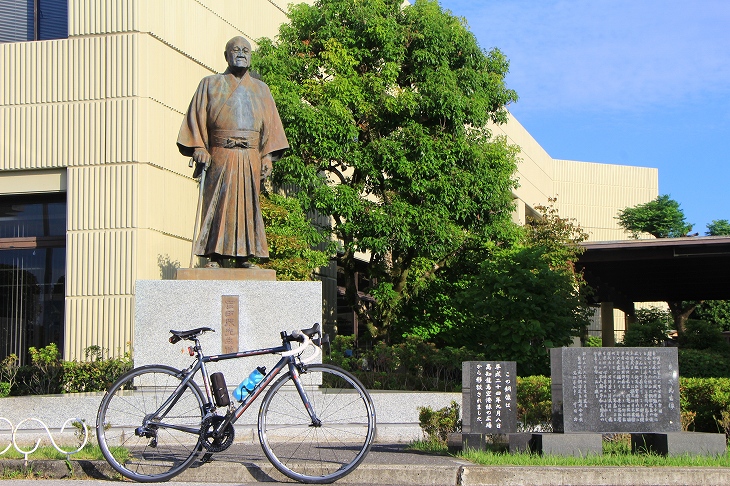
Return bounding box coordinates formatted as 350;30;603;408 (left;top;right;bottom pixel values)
441;0;730;113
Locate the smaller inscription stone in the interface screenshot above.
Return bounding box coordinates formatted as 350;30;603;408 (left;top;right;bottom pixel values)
221;295;239;354
462;361;517;434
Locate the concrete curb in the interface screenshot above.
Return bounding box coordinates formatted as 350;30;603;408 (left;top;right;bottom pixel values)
3;460;730;485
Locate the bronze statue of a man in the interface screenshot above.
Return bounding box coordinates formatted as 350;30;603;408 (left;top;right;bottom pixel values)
177;36;289;268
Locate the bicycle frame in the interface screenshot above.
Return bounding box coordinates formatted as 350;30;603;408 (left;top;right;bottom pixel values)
143;332;318;438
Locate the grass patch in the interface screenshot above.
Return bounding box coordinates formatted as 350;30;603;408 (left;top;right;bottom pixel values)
0;443;128;463
459;448;730;467
409;437;730;467
408;439;450;454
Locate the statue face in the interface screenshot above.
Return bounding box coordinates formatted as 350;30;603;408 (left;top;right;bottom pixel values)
225;38;251;69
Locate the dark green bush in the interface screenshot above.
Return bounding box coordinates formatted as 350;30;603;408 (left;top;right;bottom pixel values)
326;335;485;391
679;320;730;353
678;348;730;378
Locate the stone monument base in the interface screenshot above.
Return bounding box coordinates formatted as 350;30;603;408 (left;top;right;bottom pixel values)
631;432;727;457
176;267;276;281
527;433;603;456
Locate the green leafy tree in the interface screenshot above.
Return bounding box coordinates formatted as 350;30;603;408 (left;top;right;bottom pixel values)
617;195;693;239
691;300;730;332
253;0;519;339
616;195;697;332
621;307;672;347
393;200;591;376
706;219;730;236
257;193;332;281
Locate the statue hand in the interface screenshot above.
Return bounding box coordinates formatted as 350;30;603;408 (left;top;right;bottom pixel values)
193;147;211;168
261;154;272;180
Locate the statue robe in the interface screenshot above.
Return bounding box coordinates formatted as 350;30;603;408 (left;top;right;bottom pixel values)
177;69;289;259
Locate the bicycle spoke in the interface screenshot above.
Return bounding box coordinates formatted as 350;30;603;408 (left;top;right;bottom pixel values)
96;366;205;482
259;364;375;483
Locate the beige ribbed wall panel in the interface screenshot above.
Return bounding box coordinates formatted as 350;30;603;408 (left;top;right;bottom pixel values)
69;0;137;36
138;35;214;114
67;229;136;297
136;228;196;281
137;97;196;176
0;99;137;170
64;295;134;361
136;163;198;240
67;164;137;231
490;114;553;209
0;35;137;105
552;159;658;241
139;0;276;70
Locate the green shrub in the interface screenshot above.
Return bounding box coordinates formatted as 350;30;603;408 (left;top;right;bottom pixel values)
678;349;730;378
25;343;63;394
584;336;602;347
326;335;485;392
679;320;730;353
418;400;461;445
621;307;672;347
1;344;132;396
516;376;552;431
62;349;133;393
679;377;730;432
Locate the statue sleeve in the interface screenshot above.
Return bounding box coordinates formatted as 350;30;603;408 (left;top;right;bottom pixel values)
177;78;210;157
259;86;289;162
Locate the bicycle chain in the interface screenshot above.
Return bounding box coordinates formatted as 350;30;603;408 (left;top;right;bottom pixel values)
200;415;235;453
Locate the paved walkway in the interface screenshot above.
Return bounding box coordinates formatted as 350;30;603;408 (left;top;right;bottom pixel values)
3;443;730;485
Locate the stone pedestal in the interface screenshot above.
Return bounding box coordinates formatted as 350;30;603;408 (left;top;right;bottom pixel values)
530;433;603;456
134;279;321;385
631;432;727;457
508;433;533;453
176;267;276;281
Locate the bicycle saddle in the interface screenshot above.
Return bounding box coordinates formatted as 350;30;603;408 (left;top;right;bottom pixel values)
169;327;215;344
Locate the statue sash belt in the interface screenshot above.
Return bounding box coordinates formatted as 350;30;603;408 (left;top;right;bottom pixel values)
210;129;260;150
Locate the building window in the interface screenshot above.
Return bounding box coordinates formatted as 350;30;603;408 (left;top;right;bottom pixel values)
0;0;68;43
0;193;66;365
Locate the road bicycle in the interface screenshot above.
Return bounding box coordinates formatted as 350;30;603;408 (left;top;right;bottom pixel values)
95;323;376;483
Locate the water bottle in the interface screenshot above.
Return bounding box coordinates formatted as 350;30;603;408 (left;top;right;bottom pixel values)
232;366;266;402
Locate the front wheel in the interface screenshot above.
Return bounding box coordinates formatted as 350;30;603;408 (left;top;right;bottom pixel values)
96;365;206;482
258;363;376;484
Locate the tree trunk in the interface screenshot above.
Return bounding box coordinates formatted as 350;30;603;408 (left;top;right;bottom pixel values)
667;301;702;335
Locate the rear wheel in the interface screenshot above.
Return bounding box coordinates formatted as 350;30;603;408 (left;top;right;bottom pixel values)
96;365;206;482
258;363;376;483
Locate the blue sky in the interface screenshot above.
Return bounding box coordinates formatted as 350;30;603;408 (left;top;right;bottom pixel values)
438;0;730;234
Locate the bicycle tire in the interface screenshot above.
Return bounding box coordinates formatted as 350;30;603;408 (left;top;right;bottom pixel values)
96;365;206;482
258;363;376;484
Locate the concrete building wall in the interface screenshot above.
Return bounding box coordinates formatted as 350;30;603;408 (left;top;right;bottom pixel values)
553;159;658;242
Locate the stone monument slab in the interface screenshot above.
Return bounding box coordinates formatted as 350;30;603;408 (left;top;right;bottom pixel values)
551;347;681;433
135;280;321;386
462;361;517;434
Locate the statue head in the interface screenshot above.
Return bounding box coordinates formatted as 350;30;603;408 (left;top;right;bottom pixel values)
224;36;252;70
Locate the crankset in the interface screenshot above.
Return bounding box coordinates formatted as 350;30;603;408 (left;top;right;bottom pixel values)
200;415;235;453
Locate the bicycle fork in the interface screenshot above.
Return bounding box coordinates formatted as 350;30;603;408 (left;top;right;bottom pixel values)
289;362;322;427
